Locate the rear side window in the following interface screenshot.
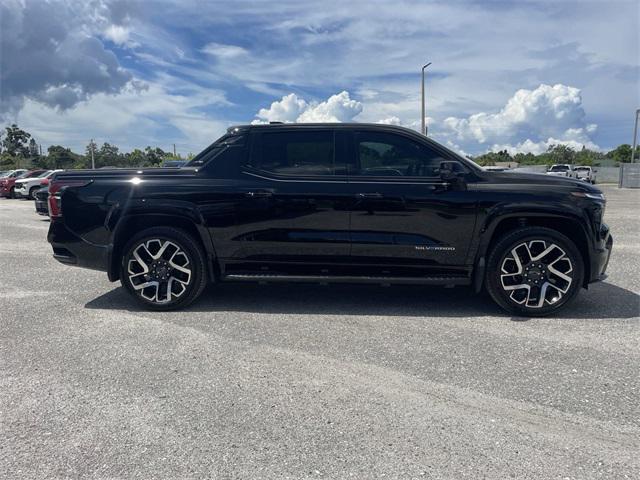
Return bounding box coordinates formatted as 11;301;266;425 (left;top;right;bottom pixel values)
254;131;336;176
353;131;445;177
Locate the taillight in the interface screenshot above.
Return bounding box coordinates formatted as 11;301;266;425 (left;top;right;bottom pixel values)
48;179;90;218
40;178;50;186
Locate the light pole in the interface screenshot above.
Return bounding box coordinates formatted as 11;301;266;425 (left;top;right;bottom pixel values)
421;62;432;136
90;139;95;169
631;108;640;163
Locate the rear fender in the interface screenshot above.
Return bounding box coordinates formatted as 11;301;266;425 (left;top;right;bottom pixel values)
108;200;216;282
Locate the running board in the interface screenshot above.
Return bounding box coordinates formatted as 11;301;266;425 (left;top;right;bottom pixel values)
222;273;470;286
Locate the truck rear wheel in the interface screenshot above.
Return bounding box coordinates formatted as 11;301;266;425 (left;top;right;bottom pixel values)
485;227;584;317
120;227;208;311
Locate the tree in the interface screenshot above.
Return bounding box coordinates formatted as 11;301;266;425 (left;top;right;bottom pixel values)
472;150;513;166
574;146;605;166
96;142;121;168
606;144;639;164
28;138;39;157
2;124;31;158
513;152;538;165
47;145;80;169
546;144;576;165
124;148;147;167
144;146;168;167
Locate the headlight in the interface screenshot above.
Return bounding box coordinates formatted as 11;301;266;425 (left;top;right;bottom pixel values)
571;191;605;201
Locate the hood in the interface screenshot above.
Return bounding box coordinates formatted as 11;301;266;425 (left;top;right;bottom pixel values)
480;170;601;193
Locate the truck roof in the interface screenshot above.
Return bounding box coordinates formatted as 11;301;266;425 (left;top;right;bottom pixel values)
226;122;416;134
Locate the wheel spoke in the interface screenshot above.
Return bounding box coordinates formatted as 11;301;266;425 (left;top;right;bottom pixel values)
127;237;193;305
499;239;573;309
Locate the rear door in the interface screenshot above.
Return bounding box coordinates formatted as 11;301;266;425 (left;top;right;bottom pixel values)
228;128;352;269
347;129;477;272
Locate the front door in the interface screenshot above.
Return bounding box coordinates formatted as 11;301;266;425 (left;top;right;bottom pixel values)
347;129;477;274
229;128;352;270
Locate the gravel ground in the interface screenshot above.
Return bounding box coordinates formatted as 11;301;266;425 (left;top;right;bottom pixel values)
1;185;639;479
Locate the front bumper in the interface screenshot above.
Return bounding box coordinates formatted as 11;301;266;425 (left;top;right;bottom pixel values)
48;219;110;272
589;223;613;283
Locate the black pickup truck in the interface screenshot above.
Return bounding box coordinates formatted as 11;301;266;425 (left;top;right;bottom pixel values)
47;123;612;316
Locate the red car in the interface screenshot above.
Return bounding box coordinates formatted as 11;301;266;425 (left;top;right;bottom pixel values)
0;169;46;198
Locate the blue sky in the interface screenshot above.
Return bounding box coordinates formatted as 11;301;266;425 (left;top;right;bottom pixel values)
1;0;638;156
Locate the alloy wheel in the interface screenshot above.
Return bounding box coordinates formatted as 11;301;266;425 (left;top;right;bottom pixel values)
499;240;573;309
127;238;192;304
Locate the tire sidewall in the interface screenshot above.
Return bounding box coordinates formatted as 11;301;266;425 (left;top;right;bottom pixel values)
486;227;584;317
120;227;207;311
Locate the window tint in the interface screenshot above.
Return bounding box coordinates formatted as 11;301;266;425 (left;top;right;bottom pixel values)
186;133;245;167
354;132;444;177
257;131;335;176
550;165;569;172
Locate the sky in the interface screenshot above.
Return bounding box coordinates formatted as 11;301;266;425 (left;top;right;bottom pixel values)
1;0;638;157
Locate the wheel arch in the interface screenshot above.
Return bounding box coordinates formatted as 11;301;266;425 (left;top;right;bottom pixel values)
108;213;217;282
474;213;591;291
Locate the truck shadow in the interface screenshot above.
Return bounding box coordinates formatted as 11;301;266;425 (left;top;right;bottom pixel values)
85;281;639;320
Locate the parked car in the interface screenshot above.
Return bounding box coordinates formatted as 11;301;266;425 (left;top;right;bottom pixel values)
34;186;50;216
0;169;43;198
573;166;596;184
47;123;612;316
14;170;63;199
546;164;575;178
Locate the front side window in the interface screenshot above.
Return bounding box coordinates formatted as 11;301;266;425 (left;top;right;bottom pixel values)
256;131;335;176
354;132;445;177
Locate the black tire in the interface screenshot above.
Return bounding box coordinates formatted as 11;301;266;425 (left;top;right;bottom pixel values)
120;227;208;311
485;227;584;317
29;186;39;199
9;187;15;199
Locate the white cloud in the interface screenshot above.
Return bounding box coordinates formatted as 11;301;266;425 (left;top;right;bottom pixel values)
376;116;402;125
297;91;362;122
201;42;248;59
254;91;362;124
15;80;229;154
440;84;600;153
104;24;130;45
254;93;308;123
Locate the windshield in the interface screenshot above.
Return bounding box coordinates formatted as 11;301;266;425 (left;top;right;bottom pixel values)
550;165;569;172
37;170;52;178
574;167;590;171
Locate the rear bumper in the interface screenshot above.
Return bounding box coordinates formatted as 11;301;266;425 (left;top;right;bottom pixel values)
588;223;613;283
47;219;110;272
35;199;48;216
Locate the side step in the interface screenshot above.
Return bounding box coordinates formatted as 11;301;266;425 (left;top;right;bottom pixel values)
222;273;470;286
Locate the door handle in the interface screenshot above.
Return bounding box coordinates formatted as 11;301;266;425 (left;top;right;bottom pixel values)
356;192;384;199
245;190;273;198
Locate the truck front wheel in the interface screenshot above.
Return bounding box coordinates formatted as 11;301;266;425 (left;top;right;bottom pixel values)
485;227;584;317
120;226;208;311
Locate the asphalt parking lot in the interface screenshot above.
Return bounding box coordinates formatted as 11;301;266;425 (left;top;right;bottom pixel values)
1;185;639;479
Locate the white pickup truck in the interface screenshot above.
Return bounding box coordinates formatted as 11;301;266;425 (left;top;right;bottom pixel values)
573;166;597;184
546;164;575;178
